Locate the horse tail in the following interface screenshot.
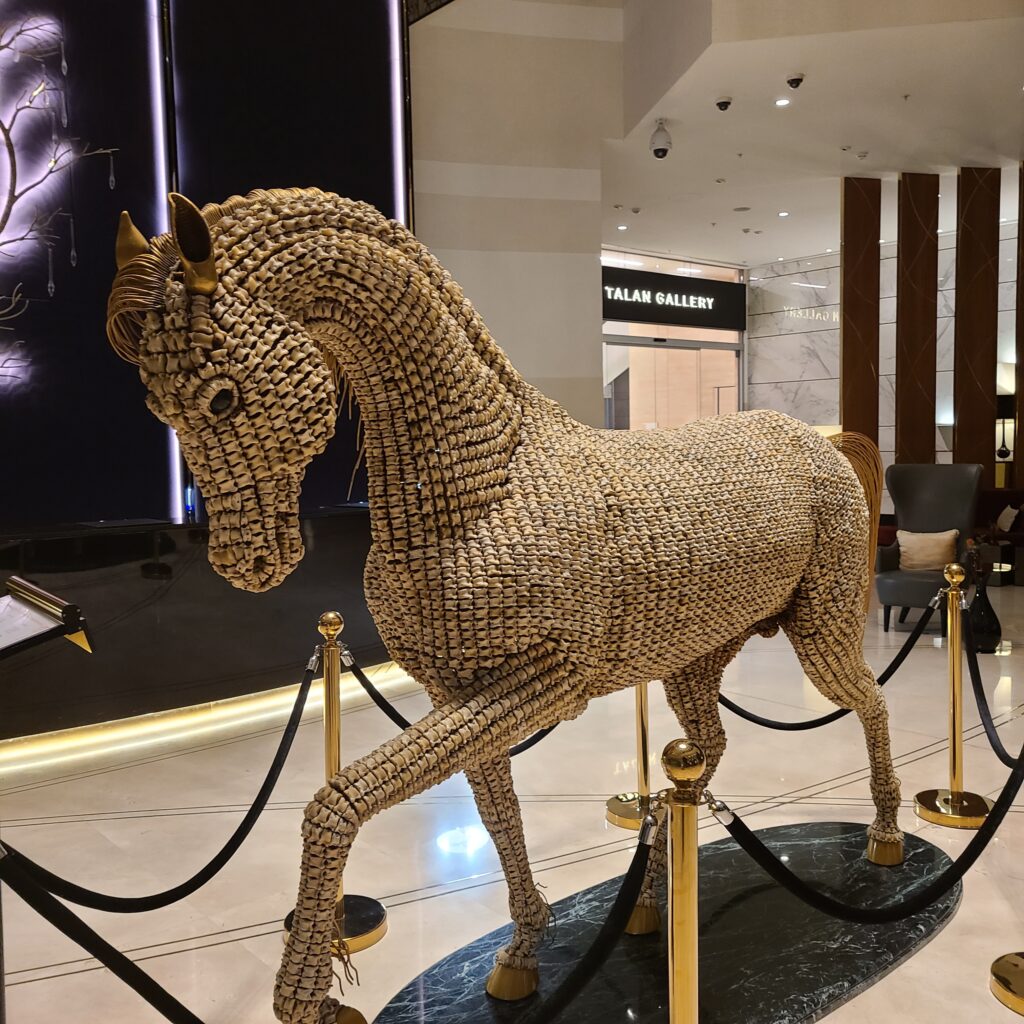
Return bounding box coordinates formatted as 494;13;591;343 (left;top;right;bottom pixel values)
829;431;883;613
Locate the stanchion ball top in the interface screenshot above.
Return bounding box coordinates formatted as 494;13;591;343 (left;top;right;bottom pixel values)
662;737;706;785
943;563;966;587
318;611;345;640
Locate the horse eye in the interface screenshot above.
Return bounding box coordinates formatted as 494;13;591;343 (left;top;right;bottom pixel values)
209;388;234;415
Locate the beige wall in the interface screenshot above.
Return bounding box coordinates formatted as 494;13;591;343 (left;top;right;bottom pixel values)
410;0;623;425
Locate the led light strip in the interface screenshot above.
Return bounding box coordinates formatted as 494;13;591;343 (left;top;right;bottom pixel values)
0;662;418;776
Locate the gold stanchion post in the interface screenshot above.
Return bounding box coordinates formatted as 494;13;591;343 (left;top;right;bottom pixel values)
663;735;705;1024
606;680;651;830
284;613;387;989
914;564;994;829
992;953;1024;1015
318;612;389;954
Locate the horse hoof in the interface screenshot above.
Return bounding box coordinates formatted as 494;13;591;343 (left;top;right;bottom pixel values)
486;963;540;1001
866;835;904;866
336;1006;368;1024
625;903;661;935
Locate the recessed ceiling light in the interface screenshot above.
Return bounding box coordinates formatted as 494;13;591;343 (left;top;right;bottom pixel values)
617;224;628;231
775;97;791;107
750;276;760;281
715;178;727;184
733;206;751;212
938;193;942;198
777;256;785;261
937;229;943;234
1001;218;1008;223
778;211;790;217
826;248;833;253
879;238;885;243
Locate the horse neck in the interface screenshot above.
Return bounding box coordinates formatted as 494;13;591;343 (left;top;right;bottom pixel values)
246;230;525;550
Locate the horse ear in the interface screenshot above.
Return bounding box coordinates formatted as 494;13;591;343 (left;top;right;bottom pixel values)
168;192;218;295
115;210;150;269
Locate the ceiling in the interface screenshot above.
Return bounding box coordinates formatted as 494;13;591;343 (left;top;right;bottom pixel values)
601;15;1024;267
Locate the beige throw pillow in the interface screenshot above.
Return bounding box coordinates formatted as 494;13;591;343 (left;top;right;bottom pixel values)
997;504;1019;533
897;529;958;571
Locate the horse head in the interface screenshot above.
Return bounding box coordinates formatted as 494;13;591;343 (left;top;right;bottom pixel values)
106;193;338;592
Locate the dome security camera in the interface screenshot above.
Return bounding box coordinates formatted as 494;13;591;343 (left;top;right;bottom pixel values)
787;73;805;89
716;97;732;111
650;119;672;160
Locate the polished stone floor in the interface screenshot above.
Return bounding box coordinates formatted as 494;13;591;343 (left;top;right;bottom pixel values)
3;590;1024;1023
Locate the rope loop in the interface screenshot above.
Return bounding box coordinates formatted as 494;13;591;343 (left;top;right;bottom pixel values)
719;592;940;731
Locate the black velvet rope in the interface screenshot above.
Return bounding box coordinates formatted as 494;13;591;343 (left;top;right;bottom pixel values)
347;654;558;756
716;738;1024;924
6;655;319;914
718;600;936;731
0;848;204;1023
518;838;652;1024
963;613;1018;769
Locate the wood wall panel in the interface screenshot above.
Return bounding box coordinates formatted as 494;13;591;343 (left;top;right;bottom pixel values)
840;177;881;441
953;166;1000;487
895;173;939;464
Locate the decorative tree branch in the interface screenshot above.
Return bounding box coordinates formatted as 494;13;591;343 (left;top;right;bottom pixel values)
0;9;116;347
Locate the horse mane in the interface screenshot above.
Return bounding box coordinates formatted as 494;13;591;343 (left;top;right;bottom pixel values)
106;188;517;399
106;190;277;365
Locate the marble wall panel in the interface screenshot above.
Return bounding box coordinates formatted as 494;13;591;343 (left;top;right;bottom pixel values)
747;379;839;425
748;332;840;384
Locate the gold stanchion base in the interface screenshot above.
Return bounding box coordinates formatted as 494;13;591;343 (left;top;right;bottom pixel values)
282;894;388;955
624;902;661;935
485;963;539;1001
336;1006;369;1024
605;792;648;830
865;835;904;866
914;788;993;829
992;953;1024;1015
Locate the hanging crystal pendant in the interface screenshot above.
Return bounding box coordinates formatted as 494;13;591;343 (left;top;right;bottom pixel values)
46;245;55;297
13;47;20;62
108;152;116;189
50;109;58;143
60;40;68;75
60;91;68;127
68;217;77;267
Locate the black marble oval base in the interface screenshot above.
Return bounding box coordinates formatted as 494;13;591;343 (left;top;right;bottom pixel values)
374;821;960;1024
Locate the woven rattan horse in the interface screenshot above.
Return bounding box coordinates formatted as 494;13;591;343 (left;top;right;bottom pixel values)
108;189;903;1024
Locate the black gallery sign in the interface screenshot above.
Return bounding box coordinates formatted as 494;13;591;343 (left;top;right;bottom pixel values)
601;267;746;332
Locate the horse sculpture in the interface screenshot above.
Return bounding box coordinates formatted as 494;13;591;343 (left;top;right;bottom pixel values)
107;188;903;1024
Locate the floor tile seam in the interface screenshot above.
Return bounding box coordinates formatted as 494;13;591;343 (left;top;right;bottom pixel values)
2;718;957;837
0;686;430;798
3;918;283;979
4;925;286;987
7;782;965;983
5;677;1014;804
0;795;626;830
717;685;956;724
0;714;326;798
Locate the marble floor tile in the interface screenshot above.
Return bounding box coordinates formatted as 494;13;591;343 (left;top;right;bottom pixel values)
4;589;1024;1023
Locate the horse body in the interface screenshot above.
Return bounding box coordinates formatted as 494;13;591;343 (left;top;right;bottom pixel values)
107;188;901;1024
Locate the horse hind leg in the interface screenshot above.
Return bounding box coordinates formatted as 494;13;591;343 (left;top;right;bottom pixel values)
783;595;904;865
465;756;549;1000
274;645;578;1024
629;639;745;933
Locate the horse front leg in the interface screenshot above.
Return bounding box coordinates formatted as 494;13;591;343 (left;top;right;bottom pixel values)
274;643;582;1024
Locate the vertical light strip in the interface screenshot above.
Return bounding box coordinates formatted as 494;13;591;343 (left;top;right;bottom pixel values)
387;0;408;225
147;0;183;523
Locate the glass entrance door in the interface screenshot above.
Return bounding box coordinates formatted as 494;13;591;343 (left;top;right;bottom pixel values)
603;342;739;430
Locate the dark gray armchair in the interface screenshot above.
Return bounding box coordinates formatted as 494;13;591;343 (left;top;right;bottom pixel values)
875;463;981;632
